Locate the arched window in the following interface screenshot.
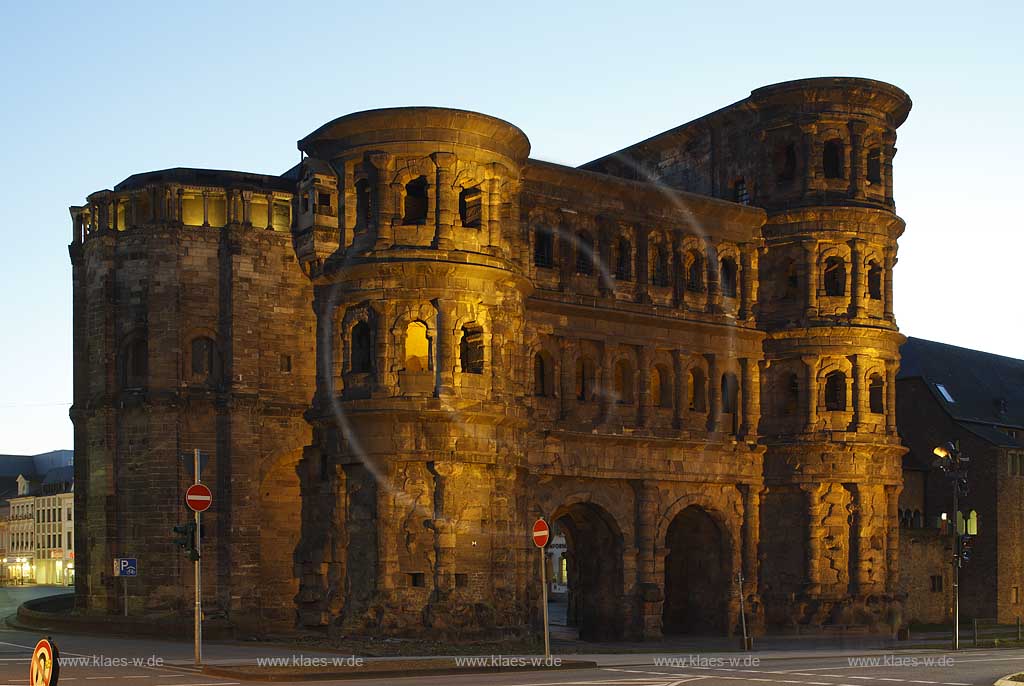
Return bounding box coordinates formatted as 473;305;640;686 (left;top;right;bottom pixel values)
576;357;596;401
575;231;594;275
966;510;978;536
459;186;482;228
869;374;884;414
534;352;553;397
686;251;704;292
823;139;844;179
534;227;554;268
868;261;882;300
614;359;634;404
824;371;847;411
720;257;738;298
122;337;147;388
354;178;372;231
783;373;800;415
460;324;484;374
721;372;739;414
351;321;373;373
190;336;218;384
652;244;670;287
688;367;706;412
824;257;846;297
403;176;428;225
652;365;672;408
614;237;632;281
404;321;431;373
733;178;750;205
867;148;882;185
776;143;797;182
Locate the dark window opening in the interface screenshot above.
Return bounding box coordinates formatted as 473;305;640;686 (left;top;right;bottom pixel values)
614;359;634;404
869;375;884;414
686;252;704;292
930;575;943;593
301;192;310;213
408;572;425;588
823;139;844;179
534;352;552;397
123;338;147;388
720;257;738;298
776;143;797;182
615;238;632;281
652;245;670;287
280;354;292;373
825;371;847;411
317;191;331;208
455;573;469;588
868;261;882;300
460;324;484;374
653;366;672;408
190;336;217;384
354;178;371;231
784;373;800;415
824;257;846;297
689;368;706;412
534;227;554;268
351;321;373;374
403;176;428;225
459;186;482;228
783;260;800;301
867;148;882;185
575;232;594;275
576;357;596;401
721;372;739;414
733;178;750;205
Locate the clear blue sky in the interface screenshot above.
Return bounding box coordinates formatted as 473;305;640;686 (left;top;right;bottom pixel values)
1;1;1021;453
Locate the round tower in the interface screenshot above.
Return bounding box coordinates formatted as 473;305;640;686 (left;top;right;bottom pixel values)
751;78;912;626
293;108;535;635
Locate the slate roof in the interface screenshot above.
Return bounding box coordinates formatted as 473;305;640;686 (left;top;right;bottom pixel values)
0;450;73;503
899;337;1024;449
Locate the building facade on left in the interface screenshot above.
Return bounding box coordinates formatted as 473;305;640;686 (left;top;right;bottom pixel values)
0;450;75;585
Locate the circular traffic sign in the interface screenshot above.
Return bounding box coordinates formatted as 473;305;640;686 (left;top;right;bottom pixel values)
30;637;59;686
532;518;550;548
185;483;212;512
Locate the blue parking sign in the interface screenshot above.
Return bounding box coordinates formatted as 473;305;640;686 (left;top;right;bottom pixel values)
113;558;137;577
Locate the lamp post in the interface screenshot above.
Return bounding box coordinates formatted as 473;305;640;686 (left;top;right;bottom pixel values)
933;441;969;651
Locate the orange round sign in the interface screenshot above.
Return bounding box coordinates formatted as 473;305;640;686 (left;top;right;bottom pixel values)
532;518;550;548
185;483;213;512
30;637;59;686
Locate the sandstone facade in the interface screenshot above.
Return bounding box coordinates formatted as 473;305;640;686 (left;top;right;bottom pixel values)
70;77;912;638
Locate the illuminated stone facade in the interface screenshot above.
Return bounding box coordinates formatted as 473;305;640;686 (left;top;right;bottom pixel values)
70;77;911;638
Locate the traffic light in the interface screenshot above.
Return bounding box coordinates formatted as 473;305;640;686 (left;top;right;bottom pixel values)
172;522;199;561
960;534;975;563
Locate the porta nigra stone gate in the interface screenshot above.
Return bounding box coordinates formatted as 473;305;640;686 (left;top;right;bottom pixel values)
69;77;911;639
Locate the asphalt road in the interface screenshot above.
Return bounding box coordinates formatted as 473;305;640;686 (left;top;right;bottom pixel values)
0;587;1019;686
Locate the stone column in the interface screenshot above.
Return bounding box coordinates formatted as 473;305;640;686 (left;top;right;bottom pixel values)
486;177;502;254
559;338;574;420
848;120;867;197
801;483;823;595
739;358;753;439
740;484;762;587
111;197;119;231
851;354;864;432
266;193;275;229
241;190;253;226
803;355;819;433
435;300;455;397
429;462;461;594
882;131;897;206
128;192;137;227
850;238;866;318
202;191;210;227
671;231;683;308
634;479;662;639
636;227;650;304
883;246;896;322
432;152;455;250
885;359;898;434
847;483;864;595
175;187;184;224
739;243;755;320
706;353;720;432
705;244;721;313
804;240;819;318
600;343;613;424
800;121;819;194
671;350;684;430
885;484;902;592
366;152;393;248
637;346;652;428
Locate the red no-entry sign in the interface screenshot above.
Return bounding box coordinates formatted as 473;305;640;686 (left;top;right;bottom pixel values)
532;518;550;548
185;483;212;512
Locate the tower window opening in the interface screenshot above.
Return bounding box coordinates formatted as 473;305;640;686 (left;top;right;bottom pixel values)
720;257;738;298
783;373;800;415
783;260;799;301
868;261;882;300
824;371;847;411
354;178;372;232
122;337;147;389
534;351;553;397
615;237;632;281
190;336;218;384
652;244;670;287
688;367;706;412
576;357;596;401
575;231;594;275
351;321;373;374
403;176;428;225
404;321;431;373
316;191;331;209
869;374;884;414
301;192;310;214
867;148;882;185
460;324;484;374
614;358;634;404
733;178;750;205
823;139;844;179
686;251;704;292
824;257;846;297
721;372;739;414
776;142;797;182
459;186;482;228
652;365;672;408
534;227;555;268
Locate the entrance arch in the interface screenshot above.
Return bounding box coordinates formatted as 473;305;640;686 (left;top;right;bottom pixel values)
663;505;730;634
552;502;624;641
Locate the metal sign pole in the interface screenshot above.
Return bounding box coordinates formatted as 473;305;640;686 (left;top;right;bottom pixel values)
123;576;128;617
194;448;202;666
540;545;550;660
737;572;749;650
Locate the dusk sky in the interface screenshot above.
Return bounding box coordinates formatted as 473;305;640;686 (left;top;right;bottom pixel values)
1;1;1020;454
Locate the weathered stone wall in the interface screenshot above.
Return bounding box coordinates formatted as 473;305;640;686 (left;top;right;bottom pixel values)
898;527;951;625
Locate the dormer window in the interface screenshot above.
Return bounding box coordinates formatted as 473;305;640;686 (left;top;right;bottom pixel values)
935;383;955;403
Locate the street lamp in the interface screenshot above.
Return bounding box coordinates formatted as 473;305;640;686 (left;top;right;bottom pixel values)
933;440;970;651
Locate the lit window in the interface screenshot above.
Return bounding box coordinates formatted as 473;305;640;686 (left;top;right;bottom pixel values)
936;384;955;403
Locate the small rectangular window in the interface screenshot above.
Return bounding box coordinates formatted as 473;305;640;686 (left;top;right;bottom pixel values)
455;573;469;588
930;575;944;593
408;572;425;588
1014;586;1021;604
317;192;331;208
280;354;292;373
936;383;955;403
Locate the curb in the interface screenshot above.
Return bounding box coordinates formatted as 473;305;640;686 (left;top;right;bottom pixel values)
995;675;1023;686
202;659;598;682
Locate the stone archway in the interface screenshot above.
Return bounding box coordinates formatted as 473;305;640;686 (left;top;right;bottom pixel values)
552;501;624;641
663;505;730;634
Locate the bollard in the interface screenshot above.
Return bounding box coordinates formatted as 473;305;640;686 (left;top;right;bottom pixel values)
973;618;978;646
1018;616;1021;642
